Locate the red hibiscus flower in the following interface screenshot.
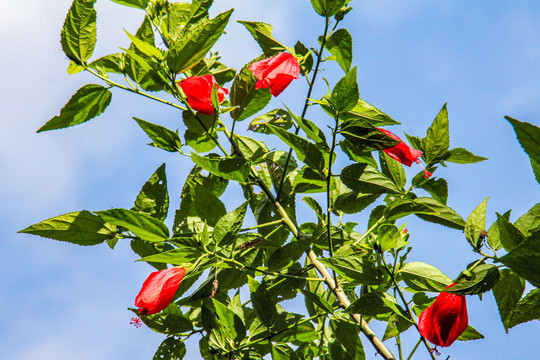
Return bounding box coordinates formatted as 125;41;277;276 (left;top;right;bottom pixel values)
418;283;468;348
130;267;186;327
176;75;228;114
249;52;301;97
378;127;432;178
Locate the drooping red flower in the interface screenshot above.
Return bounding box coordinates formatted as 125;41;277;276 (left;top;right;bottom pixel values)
378;127;432;178
249;52;301;97
418;283;468;348
176;75;228;114
130;267;186;327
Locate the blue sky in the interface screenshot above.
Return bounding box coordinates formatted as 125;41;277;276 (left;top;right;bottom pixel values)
1;0;539;359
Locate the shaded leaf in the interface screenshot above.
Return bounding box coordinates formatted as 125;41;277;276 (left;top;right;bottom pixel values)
191;153;251;184
238;21;286;56
325;28;352;72
97;208;169;242
399;261;452;292
133;163;169;221
499;236;540;288
134;117;182;152
330;66;359;113
492;269;525;332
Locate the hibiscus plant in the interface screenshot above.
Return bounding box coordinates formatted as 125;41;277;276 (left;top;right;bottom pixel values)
20;0;540;359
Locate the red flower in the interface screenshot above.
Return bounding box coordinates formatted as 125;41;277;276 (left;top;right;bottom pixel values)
418;283;468;347
176;75;228;114
130;267;186;327
249;52;300;97
378;127;432;178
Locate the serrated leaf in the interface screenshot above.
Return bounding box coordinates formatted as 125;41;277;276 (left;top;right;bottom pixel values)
310;0;348;17
267;124;325;171
133;163;169;221
506;289;540;329
506;116;540;166
423;104;450;165
191;153;251;184
340;163;401;194
230;59;272;121
110;0;148;9
134;117;182;152
329;318;365;360
496;213;525;252
139;244;203;265
457;325;485;341
214;202;248;247
498;236;540;288
515;203;540;237
330;66;359;113
137;303;194;334
88;53;124;74
182;111;218;153
60;0;97;64
248;277;278;328
97;208;169;242
493;269;525;331
38;84;112;132
418;177;448;204
167;10;233;73
153;337;186;360
339;120;400;151
399;262;452;292
341;99;399;126
124;29;163;59
465;197;489;249
448;264;500;295
319;255;384;285
19;210;116;246
414;197;465;230
325;28;352;72
238;21;286;56
379;151;406;189
445;147;487;164
212;298;245;342
333;191;380;214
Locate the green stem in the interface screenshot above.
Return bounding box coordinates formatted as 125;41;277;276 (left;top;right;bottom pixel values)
275;15;331;201
380;255;437;360
326;115;340;286
240;220;283;232
85;67;186;111
406;337;423;360
352;214;386;246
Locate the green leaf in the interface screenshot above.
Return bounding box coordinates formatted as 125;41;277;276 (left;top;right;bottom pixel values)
137;303;193;334
329;318;365;360
418;178;448;204
339;121;400;151
238;21;286;56
515;202;540;237
464;197;489;249
19;210;116;246
448;264;500;295
310;0;348;17
499;236;540;288
60;0;97;64
38;84;112;132
493;269;526;331
422;104;450;165
495;213;525;252
378;224;401;252
399;261;452;292
97;208;169;242
272;344;299;360
268;239;313;271
506;116;540;165
531;157;540;185
384;198;437;222
340;163;401;194
167;10;233;73
139;243;203;265
487;210;511;251
248;277;278;328
267;124;325;171
88;53;125;74
414;197;466;230
234;134;269;164
249;108;294;134
153;337;186;360
213;202;248;247
300;289;334;314
330;66;359;113
110;0;148;9
457;325;485;341
325;28;352;72
287;105;327;146
346;292;393;317
212;298;246;342
182;111;218;153
134;117;182;152
133;163;169;221
445;147;487;164
506;289;540;329
124;29;163;60
320;255;384;285
230;59;272;121
379;151;406;189
191;153;251;184
334;191;380;214
341;99;399;126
